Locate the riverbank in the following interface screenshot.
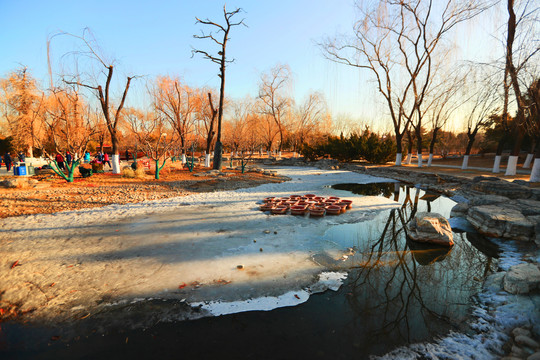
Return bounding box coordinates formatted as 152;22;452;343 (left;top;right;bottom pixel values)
1;162;539;359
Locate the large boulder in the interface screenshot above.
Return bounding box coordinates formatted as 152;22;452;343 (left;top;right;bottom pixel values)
503;263;540;294
467;205;535;241
406;212;454;247
507;198;540;216
470;180;532;200
469;194;511;206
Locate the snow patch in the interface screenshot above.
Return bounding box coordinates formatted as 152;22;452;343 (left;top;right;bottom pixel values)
190;271;347;317
310;271;348;292
192;290;310;316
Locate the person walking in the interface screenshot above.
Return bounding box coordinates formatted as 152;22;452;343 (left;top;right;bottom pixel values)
66;151;72;167
103;152;111;168
84;151;91;163
4;152;12;172
55;153;65;170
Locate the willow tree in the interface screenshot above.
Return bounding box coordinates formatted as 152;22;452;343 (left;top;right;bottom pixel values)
258;64;293;153
321;0;489;166
192;6;246;170
502;0;540;177
293;92;328;151
460;72;500;170
424;70;463;166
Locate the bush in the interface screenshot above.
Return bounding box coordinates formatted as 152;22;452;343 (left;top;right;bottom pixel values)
299;143;320;161
78;166;93;178
122;166;135;178
134;166;146;178
299;129;395;164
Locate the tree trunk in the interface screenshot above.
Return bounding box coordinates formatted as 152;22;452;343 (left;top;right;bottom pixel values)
405;130;413;165
427;129;438;167
111;133;121;174
395;132;403;166
524;140;536;169
529;141;540;182
213;141;223;170
505;124;524;176
415;126;423;167
463;134;475;170
492;137;506;173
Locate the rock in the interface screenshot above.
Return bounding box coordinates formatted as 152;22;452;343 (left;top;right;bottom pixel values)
503;263;540;294
0;179;19;188
484;272;506;292
471;180;532;200
515;335;540;349
508;199;540;216
406;212;454;247
529;215;540;246
512;345;529;358
467;205;535;241
532;189;540;201
513;179;530;187
513;327;532;338
450;203;469;218
528;352;540;360
469;194;511;206
472;176;502;183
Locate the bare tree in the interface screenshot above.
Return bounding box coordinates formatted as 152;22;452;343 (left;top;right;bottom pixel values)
40;84;98;182
224;96;255;153
192;6;246;170
293;92;328;151
460;72;500;169
523;78;540;169
125;108;178;180
52;29;135;174
424;71;463;166
197;90;218;167
501;0;540;178
256;113;280;152
258;64;293;153
321;0;489;166
153;76;197;163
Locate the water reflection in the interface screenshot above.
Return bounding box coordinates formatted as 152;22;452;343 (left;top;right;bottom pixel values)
322;182;499;349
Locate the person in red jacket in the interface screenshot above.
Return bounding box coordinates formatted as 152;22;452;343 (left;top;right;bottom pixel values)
55;153;65;170
103;152;111;168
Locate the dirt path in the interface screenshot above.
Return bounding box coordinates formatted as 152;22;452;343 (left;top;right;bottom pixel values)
0;164;287;218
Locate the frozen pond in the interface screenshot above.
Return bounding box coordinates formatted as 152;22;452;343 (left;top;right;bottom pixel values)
1;173;501;359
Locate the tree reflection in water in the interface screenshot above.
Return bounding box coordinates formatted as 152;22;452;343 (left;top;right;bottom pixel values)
325;183;498;354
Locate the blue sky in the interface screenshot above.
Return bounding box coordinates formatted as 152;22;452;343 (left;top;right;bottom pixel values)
0;0;502;129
